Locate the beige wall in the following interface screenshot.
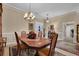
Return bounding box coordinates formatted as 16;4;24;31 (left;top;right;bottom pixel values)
2;4;29;34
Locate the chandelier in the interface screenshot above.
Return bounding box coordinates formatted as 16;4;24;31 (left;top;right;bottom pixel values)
24;3;35;20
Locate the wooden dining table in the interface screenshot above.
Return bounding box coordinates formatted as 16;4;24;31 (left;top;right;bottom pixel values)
20;37;51;55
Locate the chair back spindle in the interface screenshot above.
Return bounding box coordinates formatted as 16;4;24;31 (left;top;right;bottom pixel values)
48;33;58;56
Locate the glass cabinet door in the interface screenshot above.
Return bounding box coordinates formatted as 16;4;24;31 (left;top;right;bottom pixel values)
77;25;79;42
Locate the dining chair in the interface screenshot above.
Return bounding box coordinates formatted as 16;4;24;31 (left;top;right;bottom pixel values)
14;32;27;55
38;31;42;38
38;32;58;56
21;31;27;38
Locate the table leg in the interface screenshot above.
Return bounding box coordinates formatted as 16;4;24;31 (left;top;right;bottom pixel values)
28;48;29;56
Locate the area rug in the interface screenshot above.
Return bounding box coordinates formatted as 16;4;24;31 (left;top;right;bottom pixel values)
9;46;65;56
9;46;18;56
9;46;36;56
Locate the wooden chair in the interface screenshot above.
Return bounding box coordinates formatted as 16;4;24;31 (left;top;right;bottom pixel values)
38;32;58;56
14;32;27;55
21;31;27;38
38;31;42;38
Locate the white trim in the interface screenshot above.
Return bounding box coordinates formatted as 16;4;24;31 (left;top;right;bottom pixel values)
63;21;77;43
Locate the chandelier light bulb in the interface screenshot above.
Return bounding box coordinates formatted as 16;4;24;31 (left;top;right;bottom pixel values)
24;13;28;18
32;16;35;19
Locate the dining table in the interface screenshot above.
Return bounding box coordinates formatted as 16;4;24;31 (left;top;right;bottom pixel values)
20;37;51;56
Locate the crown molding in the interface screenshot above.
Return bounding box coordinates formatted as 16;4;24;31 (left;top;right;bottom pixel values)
3;3;25;13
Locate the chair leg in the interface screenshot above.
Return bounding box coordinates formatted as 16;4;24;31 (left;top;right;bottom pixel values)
27;48;30;56
16;47;21;56
16;49;19;55
19;49;22;56
24;49;27;55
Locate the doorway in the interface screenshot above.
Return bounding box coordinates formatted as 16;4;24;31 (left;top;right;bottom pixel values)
64;22;75;43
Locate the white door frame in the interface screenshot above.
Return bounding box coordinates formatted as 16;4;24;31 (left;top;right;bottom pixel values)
63;21;76;43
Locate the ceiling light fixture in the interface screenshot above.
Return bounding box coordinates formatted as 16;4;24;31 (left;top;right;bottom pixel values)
46;14;49;23
24;3;35;21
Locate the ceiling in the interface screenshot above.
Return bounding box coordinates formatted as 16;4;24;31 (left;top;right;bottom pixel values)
5;3;79;19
